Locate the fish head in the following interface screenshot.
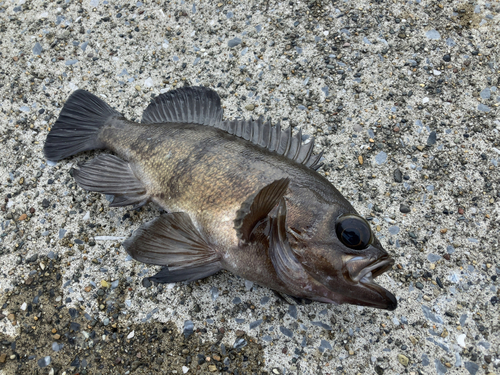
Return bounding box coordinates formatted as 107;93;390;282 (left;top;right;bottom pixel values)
290;209;397;311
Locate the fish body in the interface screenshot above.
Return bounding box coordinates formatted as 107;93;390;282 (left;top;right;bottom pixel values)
44;87;397;310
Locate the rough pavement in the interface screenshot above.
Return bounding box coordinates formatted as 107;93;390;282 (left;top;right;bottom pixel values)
0;0;499;374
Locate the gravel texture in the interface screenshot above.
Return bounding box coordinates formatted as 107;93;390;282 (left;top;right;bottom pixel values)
0;0;499;374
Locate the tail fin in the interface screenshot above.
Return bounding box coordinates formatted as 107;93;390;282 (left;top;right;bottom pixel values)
43;90;121;162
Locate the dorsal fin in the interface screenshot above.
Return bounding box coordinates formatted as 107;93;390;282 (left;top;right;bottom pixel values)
221;118;323;171
142;86;223;126
142;86;323;171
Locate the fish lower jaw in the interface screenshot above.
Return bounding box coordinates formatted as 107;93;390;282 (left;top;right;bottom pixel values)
360;271;374;284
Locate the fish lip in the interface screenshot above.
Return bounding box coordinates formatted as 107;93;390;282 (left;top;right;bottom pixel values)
347;255;393;283
357;256;394;282
356;257;397;311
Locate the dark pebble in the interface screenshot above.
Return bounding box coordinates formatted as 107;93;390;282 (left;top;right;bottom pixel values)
415;282;424;290
436;277;443;288
70;322;81;332
426;131;437;146
400;204;411;213
443;54;451;62
142;278;152;288
41;199;50;208
394;169;403;183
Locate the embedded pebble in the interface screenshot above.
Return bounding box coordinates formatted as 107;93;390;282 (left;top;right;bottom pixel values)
228;38;242;47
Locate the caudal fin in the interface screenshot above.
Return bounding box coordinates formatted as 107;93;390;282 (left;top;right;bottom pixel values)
43;90;121;162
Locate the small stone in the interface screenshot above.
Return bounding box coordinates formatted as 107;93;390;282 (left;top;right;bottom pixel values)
84;286;92;292
398;354;409;366
53;334;61;340
425;29;441;40
443;54;451;62
416;145;425;151
358;155;363;165
38;356;51;368
427;131;437;146
33;42;43;55
228;37;242;48
394;169;403;183
235;330;245;337
477;104;490;112
375;151;387;165
245;104;255;111
480;88;491;99
0;354;6;363
18;213;27;221
400;204;411;213
208;364;217;372
101;280;109;288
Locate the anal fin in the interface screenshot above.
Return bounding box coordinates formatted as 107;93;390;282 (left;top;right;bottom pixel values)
123;212;220;270
73;154;149;207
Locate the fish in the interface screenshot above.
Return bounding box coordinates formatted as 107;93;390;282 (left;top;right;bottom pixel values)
44;86;397;311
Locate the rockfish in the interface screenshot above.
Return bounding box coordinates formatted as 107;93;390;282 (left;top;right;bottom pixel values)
44;87;397;310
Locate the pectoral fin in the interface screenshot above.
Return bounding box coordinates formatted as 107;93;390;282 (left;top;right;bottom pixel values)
268;198;311;290
234;178;290;242
123;212;220;270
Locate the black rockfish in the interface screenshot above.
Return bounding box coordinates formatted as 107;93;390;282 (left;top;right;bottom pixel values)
44;87;397;310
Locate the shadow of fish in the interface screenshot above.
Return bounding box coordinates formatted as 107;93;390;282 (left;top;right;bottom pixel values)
44;87;397;310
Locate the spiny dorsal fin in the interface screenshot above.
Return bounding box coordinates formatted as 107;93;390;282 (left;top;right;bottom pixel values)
142;86;323;170
142;86;223;126
234;178;290;243
221;118;323;171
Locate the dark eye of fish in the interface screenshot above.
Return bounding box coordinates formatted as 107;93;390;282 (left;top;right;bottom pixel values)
335;215;372;250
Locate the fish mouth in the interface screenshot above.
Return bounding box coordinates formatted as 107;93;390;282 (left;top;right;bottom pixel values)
357;257;394;284
345;256;397;310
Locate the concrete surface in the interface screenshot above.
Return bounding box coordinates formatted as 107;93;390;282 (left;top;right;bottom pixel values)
0;0;499;374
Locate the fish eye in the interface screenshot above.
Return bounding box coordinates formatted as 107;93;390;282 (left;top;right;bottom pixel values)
335;214;373;250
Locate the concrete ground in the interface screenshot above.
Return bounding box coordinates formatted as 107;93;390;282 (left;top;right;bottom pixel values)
0;0;499;374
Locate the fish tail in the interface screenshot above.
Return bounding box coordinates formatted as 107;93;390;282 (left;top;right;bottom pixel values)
43;90;121;161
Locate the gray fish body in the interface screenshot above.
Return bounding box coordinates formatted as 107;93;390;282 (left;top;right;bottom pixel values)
102;120;341;291
44;87;397;310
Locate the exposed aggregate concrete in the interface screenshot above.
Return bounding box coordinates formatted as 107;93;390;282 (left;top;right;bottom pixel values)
0;0;499;374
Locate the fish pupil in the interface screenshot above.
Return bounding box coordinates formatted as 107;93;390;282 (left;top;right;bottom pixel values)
335;215;372;250
342;229;361;247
